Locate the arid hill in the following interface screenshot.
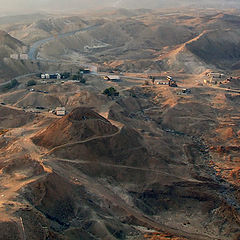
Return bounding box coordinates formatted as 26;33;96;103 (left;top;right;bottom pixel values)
0;105;35;128
0;8;240;240
32;107;119;149
15;92;62;109
0;31;47;81
0;83;240;240
185;29;240;69
33;10;240;74
3;16;96;44
0;30;24;59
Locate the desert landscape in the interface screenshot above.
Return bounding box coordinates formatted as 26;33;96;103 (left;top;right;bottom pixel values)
0;4;240;240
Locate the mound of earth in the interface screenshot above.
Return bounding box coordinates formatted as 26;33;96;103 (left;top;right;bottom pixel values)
49;126;148;168
15;92;62;109
0;105;35;128
32;107;118;149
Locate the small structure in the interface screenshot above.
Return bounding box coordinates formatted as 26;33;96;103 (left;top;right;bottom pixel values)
167;76;177;87
104;75;121;82
79;69;91;74
182;88;191;94
68;80;80;83
10;54;19;60
41;73;61;79
52;73;61;79
57;73;61;79
203;79;209;84
41;74;46;79
207;72;224;79
19;54;28;60
156;81;168;85
56;107;66;116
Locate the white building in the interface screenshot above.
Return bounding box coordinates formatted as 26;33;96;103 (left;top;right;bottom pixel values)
56;107;66;116
19;54;29;60
41;74;46;79
10;54;19;60
41;73;61;79
56;73;61;79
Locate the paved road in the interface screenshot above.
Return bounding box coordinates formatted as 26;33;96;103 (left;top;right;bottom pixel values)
0;73;37;87
28;24;100;60
27;12;182;61
0;25;101;87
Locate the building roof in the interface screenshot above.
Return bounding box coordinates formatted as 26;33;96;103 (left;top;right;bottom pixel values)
106;75;120;80
56;107;66;111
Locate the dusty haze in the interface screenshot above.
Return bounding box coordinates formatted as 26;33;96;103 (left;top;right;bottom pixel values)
0;0;240;14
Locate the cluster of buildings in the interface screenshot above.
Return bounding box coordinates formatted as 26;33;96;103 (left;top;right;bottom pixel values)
204;72;228;85
151;76;177;87
10;53;29;60
41;73;61;79
206;72;225;79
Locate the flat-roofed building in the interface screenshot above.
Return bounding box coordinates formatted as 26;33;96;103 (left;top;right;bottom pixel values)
104;75;121;82
19;54;29;60
56;107;66;116
10;54;19;60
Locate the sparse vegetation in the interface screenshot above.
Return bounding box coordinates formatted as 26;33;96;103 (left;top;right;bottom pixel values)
1;8;240;240
1;79;19;91
80;78;86;84
26;79;37;86
103;87;119;97
72;75;79;80
72;72;86;83
61;72;71;79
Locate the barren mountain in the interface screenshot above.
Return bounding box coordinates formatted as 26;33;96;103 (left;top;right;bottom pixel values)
0;31;43;81
5;16;89;44
32;10;240;74
2;0;240;13
0;81;240;239
0;30;24;58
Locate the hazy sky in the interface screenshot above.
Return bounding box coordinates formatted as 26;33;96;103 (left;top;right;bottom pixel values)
0;0;239;14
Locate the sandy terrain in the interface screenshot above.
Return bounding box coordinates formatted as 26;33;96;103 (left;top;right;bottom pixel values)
0;69;239;239
0;7;240;240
